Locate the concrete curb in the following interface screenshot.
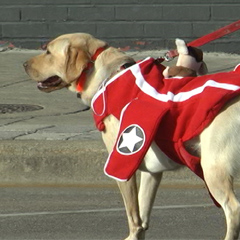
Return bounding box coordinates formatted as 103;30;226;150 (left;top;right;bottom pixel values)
0;139;205;186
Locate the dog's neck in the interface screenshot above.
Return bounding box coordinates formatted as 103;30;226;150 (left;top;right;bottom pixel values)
79;47;135;106
76;46;108;92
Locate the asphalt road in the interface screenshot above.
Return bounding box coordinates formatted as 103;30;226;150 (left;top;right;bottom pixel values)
0;185;232;240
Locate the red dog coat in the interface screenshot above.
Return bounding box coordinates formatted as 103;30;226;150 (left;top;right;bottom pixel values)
92;58;240;182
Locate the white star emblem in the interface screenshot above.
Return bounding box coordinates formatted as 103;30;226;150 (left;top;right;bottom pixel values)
117;125;145;155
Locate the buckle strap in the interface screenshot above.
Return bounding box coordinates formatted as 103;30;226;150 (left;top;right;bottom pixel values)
121;62;136;69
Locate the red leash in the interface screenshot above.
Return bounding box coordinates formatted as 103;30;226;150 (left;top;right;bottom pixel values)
164;19;240;61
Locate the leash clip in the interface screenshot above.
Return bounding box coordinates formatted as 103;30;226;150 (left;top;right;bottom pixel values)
162;49;179;62
158;52;174;62
163;52;174;62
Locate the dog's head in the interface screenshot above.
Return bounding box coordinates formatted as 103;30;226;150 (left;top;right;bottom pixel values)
24;33;107;93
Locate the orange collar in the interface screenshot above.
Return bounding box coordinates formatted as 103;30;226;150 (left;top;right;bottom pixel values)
76;46;108;92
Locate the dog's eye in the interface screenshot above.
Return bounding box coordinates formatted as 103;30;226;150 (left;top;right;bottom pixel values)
46;50;51;55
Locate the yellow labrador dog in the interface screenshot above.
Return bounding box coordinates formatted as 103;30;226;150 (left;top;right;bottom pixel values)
24;33;240;240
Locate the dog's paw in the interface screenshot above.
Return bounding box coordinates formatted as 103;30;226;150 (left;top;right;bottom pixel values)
123;227;145;240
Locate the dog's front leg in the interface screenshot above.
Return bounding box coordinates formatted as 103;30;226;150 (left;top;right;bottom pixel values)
117;175;145;240
138;171;162;231
101;115;144;239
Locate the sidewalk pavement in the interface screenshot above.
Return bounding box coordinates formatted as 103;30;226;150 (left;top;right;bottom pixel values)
0;48;240;186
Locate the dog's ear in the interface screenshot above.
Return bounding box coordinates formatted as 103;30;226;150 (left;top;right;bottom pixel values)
48;38;70;56
65;46;91;82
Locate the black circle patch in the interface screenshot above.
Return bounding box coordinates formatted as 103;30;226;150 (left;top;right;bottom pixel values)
117;124;145;155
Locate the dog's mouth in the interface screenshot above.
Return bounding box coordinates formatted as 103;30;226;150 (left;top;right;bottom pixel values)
37;76;69;93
